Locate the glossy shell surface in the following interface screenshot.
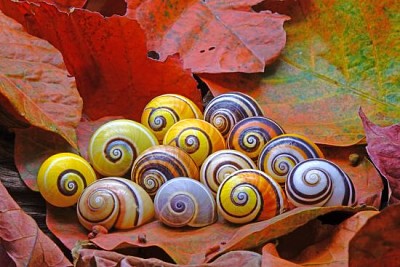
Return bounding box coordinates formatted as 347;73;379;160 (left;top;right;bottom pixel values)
154;177;217;227
141;94;203;142
200;149;257;197
258;134;324;184
286;159;356;207
88;119;158;177
77;177;154;231
37;153;97;207
204;92;264;138
216;169;287;224
163;119;225;167
227;116;285;161
131;145;199;197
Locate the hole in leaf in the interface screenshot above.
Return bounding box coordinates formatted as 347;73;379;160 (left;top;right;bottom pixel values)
200;50;205;53
208;47;215;51
147;51;160;60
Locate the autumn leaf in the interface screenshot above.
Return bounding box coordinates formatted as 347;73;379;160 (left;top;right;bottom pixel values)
0;10;82;148
359;108;400;204
199;0;400;146
134;0;289;73
0;182;71;266
349;203;400;267
0;1;202;121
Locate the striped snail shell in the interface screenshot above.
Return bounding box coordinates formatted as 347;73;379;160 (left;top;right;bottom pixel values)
88;119;158;177
200;149;257;197
227;116;285;162
141;94;203;143
216;169;287;224
37;153;97;207
77;177;154;231
154;177;217;227
163;119;226;167
204;92;264;138
258;134;324;185
131;145;199;198
286;159;356;207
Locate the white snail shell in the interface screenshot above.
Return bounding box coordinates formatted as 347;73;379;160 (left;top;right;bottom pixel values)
154;177;217;227
77;177;154;231
131;145;199;198
204;92;264;138
285;159;356;207
200;149;257;197
88;119;158;177
258;134;324;185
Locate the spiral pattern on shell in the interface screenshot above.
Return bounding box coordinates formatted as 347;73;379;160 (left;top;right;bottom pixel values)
154;177;217;227
204;92;264;138
258;134;324;184
77;177;154;231
216;169;287;224
163;119;225;167
286;159;356;207
88;119;158;177
227;116;285;161
141;94;203;142
200;149;257;196
131;145;199;197
37;153;97;207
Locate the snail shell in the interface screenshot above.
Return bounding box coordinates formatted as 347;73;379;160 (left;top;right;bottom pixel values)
37;153;97;207
131;145;199;197
88;119;158;177
77;177;154;231
204;92;264;138
141;94;203;143
154;177;217;227
286;159;356;207
163;119;226;167
200;149;257;197
258;134;324;185
216;169;287;224
227;116;285;161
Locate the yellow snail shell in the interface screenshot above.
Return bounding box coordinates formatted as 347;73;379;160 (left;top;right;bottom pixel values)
37;153;97;208
88;119;158;177
163;119;226;167
204;92;265;138
285;159;356;207
227;116;285;162
77;177;154;231
131;145;199;198
154;177;217;227
141;94;203;143
200;149;257;197
217;169;287;224
258;134;324;185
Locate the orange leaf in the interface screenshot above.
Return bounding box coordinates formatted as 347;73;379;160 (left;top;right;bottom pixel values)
199;0;400;146
0;182;71;266
134;0;289;73
349;204;400;266
0;1;202;121
0;10;82;148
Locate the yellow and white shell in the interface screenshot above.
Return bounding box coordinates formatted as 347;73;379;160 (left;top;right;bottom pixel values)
200;149;257;197
141;94;203;142
204;92;264;138
216;169;287;224
77;177;154;231
258;134;324;185
163;119;226;167
131;145;199;198
37;153;97;207
227;116;285;161
88;119;158;177
286;159;356;207
154;177;217;227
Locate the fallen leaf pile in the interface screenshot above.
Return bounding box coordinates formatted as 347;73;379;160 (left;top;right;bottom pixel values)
0;0;399;266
